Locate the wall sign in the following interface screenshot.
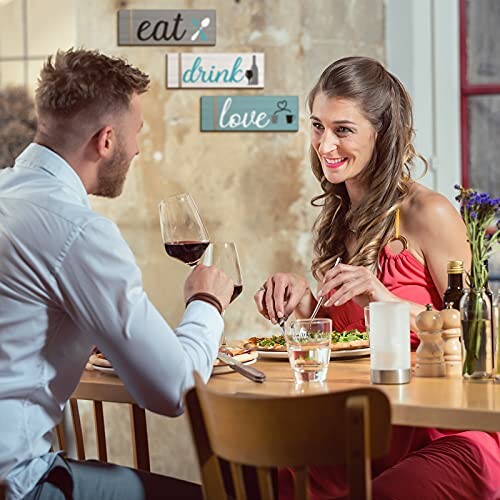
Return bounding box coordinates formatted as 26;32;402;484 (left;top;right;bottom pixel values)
166;53;264;88
117;10;216;46
200;96;299;132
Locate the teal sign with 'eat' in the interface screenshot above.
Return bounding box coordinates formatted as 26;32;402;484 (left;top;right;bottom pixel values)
200;96;298;132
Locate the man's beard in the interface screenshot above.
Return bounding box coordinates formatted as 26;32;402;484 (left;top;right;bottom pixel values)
94;143;130;198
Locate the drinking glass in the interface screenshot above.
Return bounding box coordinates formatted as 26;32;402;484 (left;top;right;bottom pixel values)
364;305;370;336
159;193;209;266
285;318;332;383
202;242;243;345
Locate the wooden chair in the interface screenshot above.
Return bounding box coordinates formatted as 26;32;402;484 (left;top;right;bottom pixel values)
55;398;151;471
185;373;391;500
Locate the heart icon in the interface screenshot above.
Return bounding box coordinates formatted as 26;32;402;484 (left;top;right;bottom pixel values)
277;100;288;111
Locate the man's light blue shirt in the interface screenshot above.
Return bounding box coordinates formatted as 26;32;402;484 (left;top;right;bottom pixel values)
0;144;224;500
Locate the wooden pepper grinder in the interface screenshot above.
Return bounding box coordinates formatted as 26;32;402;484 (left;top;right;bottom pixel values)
415;304;445;377
440;302;462;377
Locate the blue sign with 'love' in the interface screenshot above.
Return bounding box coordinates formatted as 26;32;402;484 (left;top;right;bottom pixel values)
200;96;299;132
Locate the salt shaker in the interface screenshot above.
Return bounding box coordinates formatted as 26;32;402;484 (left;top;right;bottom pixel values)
415;304;445;377
440;302;462;377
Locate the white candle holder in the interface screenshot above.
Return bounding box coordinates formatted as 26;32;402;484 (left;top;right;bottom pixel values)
370;302;411;384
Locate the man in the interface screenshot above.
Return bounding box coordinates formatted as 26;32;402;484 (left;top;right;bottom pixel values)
0;49;233;500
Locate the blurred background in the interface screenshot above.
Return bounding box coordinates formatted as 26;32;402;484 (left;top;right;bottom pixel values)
0;0;498;483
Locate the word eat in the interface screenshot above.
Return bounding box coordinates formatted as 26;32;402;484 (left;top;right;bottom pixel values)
137;13;186;41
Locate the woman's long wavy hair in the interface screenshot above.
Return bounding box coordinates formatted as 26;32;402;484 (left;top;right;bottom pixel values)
309;56;426;279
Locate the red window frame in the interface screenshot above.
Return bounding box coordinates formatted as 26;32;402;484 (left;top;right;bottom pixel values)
459;0;500;188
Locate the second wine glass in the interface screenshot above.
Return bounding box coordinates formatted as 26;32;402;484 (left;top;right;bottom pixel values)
202;242;243;303
203;242;243;346
159;193;210;266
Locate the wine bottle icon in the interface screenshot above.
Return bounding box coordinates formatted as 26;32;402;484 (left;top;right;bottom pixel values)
244;55;259;85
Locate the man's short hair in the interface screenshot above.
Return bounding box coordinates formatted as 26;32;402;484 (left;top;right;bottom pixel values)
35;48;150;119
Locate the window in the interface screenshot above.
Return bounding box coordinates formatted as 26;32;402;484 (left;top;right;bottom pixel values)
460;0;500;194
0;0;75;90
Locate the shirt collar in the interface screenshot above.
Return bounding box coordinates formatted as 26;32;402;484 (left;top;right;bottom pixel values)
15;143;91;208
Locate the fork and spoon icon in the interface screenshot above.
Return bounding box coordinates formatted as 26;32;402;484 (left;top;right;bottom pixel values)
191;16;211;41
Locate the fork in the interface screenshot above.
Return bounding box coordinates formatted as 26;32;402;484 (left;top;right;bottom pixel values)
309;256;341;323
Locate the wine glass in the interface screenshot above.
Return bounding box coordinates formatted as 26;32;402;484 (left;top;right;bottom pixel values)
159;193;210;266
202;242;243;345
245;69;253;85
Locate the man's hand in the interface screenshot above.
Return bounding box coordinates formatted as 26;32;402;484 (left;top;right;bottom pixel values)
184;264;234;310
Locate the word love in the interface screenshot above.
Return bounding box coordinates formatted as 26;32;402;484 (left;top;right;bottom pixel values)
117;10;216;46
200;96;299;132
166;53;265;88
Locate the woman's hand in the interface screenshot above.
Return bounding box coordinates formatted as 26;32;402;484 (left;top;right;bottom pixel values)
254;273;312;323
318;263;397;307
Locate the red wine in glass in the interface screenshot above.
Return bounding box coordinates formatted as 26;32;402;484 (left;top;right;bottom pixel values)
230;284;243;303
159;193;209;266
164;241;210;266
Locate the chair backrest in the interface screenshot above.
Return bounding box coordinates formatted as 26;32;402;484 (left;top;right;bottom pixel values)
185;372;391;500
0;481;6;500
55;398;151;471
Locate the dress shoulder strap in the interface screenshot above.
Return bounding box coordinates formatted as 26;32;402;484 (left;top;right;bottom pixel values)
390;208;408;249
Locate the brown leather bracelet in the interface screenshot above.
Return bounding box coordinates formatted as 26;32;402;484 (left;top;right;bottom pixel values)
186;292;223;315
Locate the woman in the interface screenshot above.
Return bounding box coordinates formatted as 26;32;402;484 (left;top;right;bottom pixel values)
254;57;500;499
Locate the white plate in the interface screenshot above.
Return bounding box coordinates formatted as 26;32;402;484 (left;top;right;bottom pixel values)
257;347;370;360
91;364;117;375
212;357;258;375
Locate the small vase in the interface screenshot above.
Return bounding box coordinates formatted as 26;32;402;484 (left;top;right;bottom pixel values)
495;291;500;383
460;288;494;379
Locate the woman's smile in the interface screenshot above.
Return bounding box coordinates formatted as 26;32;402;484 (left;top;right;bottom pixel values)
323;156;348;169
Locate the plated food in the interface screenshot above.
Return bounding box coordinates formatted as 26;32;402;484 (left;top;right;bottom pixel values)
89;352;112;368
245;329;369;353
88;348;259;377
213;346;257;367
88;352;116;374
212;346;259;375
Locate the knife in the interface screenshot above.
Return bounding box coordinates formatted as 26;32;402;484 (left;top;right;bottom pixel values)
217;352;266;383
278;316;287;335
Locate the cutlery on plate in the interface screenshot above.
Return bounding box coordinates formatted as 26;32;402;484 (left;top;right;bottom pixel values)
217;352;266;383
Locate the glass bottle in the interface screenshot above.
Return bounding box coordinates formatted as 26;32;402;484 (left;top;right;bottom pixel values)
460;288;493;379
443;260;464;310
495;290;500;382
484;260;496;372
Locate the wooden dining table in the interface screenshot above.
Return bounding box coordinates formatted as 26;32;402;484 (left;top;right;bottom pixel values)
75;354;500;433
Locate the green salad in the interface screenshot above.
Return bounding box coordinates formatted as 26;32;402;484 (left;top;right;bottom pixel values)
256;329;367;348
257;335;286;348
331;329;368;343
